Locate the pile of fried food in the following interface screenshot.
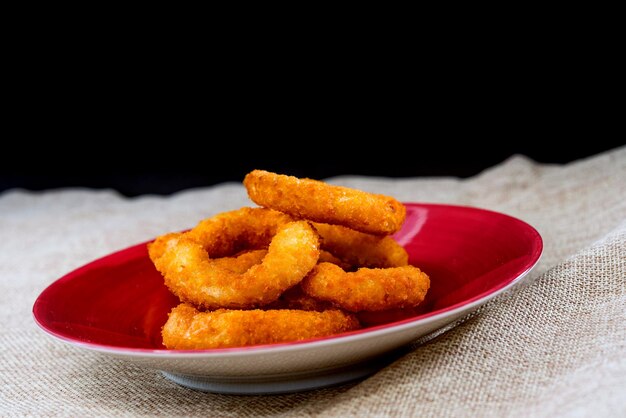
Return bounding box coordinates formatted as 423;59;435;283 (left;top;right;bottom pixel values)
148;170;429;349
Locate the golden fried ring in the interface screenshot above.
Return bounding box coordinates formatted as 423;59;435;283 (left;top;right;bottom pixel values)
149;239;268;276
148;213;320;310
148;207;292;263
162;303;361;349
244;170;406;235
214;248;348;272
313;222;408;268
301;262;430;312
209;249;267;273
185;207;295;258
265;284;336;311
318;250;352;270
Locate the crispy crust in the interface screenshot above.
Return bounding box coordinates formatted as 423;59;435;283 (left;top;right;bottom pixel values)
208;249;267;273
149;172;430;350
148;209;320;310
301;262;430;312
313;222;408;268
185;207;295;257
265;284;337;311
162;303;360;349
244;170;406;235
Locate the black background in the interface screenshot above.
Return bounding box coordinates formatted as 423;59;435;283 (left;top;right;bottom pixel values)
5;18;624;197
5;40;623;197
2;139;621;197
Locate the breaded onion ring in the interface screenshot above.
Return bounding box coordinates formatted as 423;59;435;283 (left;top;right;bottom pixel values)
313;222;408;268
185;207;295;258
244;170;406;235
161;303;360;349
209;249;267;273
265;284;336;311
148;211;320;309
301;262;430;312
318;250;352;270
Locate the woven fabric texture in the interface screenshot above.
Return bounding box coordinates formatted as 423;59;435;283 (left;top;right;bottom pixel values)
1;147;624;417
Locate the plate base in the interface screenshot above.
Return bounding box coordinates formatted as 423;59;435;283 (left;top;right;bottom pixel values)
162;361;386;394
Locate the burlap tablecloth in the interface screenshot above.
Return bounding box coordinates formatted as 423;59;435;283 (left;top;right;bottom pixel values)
1;147;625;417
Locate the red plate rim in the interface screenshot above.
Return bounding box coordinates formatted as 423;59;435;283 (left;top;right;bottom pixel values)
33;203;543;356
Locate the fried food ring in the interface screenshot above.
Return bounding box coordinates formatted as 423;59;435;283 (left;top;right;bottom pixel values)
301;262;430;312
185;207;295;258
148;207;294;262
244;169;406;235
313;222;408;268
209;249;267;273
162;303;361;349
265;284;336;311
148;208;320;310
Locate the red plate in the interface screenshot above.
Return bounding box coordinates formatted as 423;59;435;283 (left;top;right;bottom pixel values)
33;203;542;394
